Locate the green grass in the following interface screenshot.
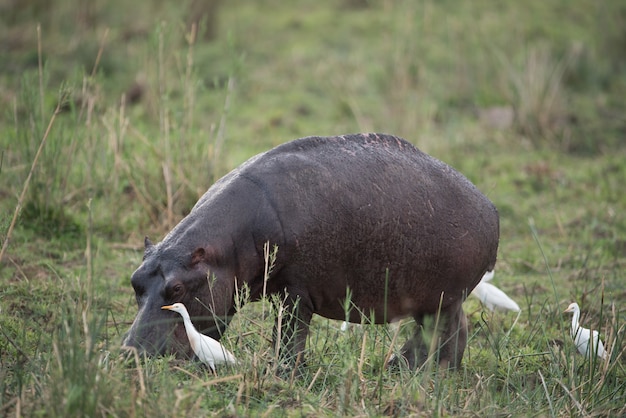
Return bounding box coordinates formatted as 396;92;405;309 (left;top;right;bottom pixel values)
1;0;625;416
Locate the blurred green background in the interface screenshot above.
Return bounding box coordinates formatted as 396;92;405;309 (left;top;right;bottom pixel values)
0;0;625;416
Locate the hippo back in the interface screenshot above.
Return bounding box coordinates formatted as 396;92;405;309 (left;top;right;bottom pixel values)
224;133;499;321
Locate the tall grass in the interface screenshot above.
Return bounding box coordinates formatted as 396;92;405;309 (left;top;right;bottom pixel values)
1;18;236;240
497;44;580;147
1;233;624;416
99;21;238;235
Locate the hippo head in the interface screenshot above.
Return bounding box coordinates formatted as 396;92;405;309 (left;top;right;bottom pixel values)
122;237;236;358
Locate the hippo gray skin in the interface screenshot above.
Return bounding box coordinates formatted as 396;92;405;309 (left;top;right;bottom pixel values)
123;133;499;370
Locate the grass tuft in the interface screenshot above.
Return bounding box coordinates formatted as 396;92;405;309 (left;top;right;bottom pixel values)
498;44;578;147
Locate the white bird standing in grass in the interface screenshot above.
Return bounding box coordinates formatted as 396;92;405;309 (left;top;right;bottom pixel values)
564;302;608;360
161;303;237;372
471;271;521;312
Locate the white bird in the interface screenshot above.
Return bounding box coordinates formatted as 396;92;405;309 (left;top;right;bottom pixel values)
481;270;495;282
161;303;237;371
564;302;608;360
471;271;521;312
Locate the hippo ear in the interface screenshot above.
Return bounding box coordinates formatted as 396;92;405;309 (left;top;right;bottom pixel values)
143;236;155;260
190;245;219;267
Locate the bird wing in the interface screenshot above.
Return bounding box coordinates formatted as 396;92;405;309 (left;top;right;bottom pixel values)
481;270;495;282
573;326;593;356
198;335;237;365
589;329;608;359
569;309;608;360
472;282;520;312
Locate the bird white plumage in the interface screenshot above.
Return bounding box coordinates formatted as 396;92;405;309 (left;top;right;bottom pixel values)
481;270;495;282
564;302;608;360
471;271;521;312
161;303;237;371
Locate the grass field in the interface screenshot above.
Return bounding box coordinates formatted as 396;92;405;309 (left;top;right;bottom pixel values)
1;0;625;416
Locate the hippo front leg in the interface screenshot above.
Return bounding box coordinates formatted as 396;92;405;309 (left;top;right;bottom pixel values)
389;299;468;370
389;313;429;370
271;288;314;374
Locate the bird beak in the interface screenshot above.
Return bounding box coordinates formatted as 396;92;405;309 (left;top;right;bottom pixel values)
161;305;174;310
563;307;572;313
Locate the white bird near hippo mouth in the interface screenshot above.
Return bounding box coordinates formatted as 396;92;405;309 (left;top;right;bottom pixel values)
161;303;237;371
564;302;608;360
471;271;521;312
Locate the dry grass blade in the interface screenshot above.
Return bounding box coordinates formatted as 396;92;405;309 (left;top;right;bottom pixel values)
0;327;31;363
538;370;555;417
200;373;243;387
212;75;235;181
555;378;588;417
0;101;63;264
306;367;323;392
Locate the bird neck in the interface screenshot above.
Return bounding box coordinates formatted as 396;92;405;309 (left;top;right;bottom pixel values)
570;310;580;339
178;311;196;335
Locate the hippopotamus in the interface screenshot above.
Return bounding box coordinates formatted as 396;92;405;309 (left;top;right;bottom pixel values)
123;133;499;370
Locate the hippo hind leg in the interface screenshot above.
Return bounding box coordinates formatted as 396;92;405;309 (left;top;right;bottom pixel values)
388;300;467;370
437;299;468;369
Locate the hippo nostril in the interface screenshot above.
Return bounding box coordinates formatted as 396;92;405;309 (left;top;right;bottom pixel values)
122;342;165;358
121;330;167;357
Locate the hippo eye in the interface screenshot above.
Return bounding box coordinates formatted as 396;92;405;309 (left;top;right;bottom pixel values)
163;281;185;301
169;283;184;298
